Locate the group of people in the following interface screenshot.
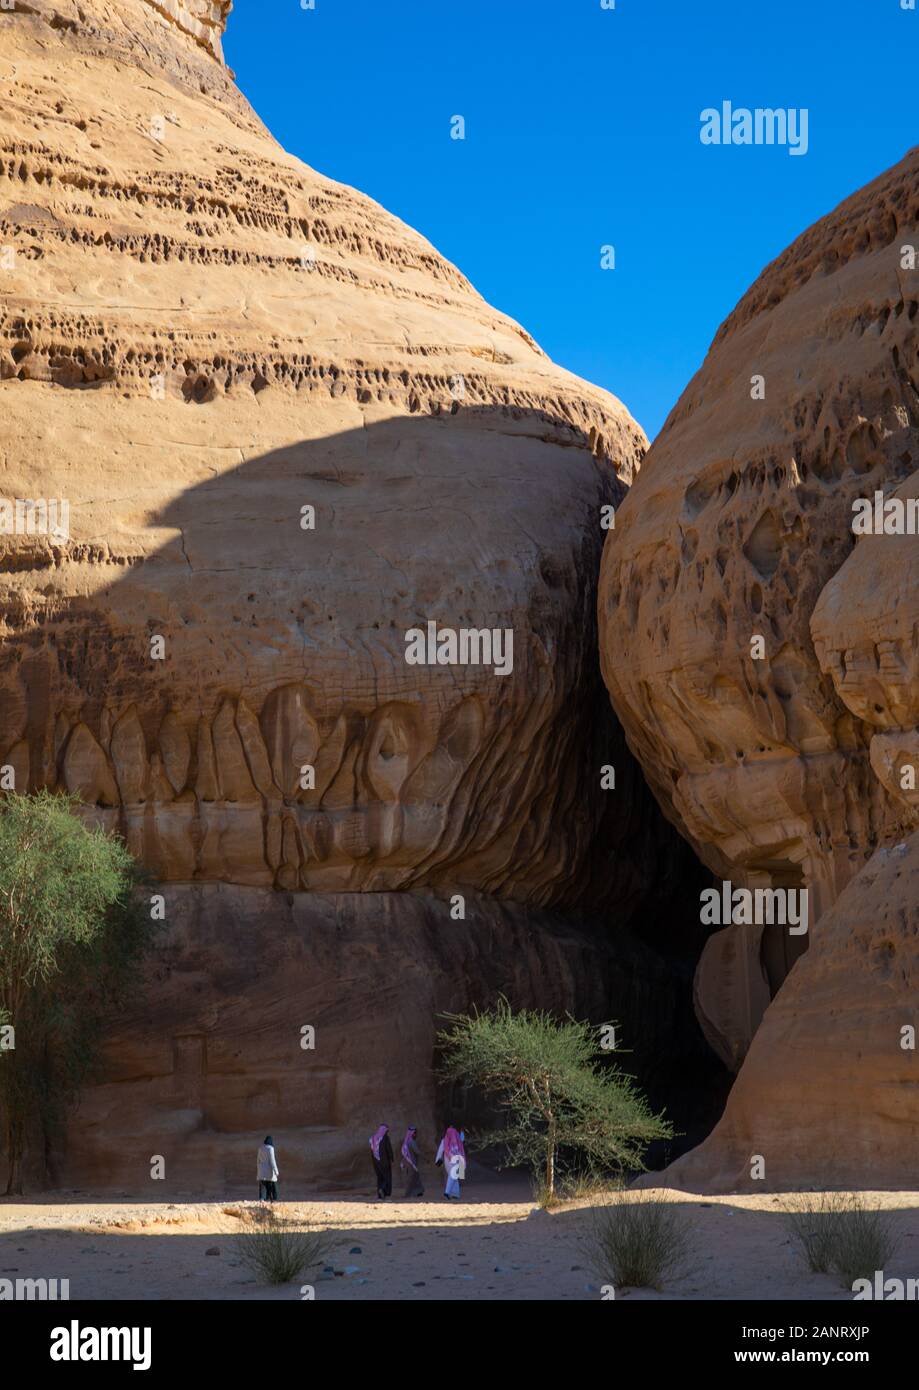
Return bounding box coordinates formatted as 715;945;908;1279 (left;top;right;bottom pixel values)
254;1125;467;1202
369;1124;466;1201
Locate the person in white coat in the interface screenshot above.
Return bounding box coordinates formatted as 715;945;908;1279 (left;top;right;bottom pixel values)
257;1134;279;1202
435;1126;466;1200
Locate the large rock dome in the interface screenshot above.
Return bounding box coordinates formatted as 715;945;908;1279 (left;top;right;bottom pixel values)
600;147;919;1071
1;0;709;1188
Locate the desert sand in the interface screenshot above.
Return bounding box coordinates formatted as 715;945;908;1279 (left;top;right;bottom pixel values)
2;1179;917;1302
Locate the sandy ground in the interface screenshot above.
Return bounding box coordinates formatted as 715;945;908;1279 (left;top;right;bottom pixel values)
1;1182;918;1301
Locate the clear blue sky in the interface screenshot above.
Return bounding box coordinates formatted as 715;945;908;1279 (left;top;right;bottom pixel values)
225;0;918;440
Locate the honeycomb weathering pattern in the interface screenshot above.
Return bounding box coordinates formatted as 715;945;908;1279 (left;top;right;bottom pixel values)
0;0;650;906
0;0;705;1185
601;144;919;924
659;459;919;1193
602;147;919;1183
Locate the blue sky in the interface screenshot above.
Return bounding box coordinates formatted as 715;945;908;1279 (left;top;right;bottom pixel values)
225;0;918;440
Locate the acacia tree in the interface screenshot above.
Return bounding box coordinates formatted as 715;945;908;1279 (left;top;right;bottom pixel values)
437;999;671;1200
0;791;154;1193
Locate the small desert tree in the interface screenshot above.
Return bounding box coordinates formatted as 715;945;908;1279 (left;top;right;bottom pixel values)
0;791;154;1193
437;999;671;1201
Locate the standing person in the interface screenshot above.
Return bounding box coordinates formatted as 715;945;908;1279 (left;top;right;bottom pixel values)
400;1125;424;1199
369;1123;394;1199
257;1135;279;1202
435;1125;466;1201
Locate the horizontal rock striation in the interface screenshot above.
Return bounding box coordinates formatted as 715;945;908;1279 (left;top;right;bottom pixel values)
0;0;648;908
143;1;233;62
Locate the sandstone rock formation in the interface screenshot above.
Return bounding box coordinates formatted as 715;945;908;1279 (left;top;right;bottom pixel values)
1;1;714;1187
146;1;232;61
657;833;919;1193
812;467;919;840
600;146;919;1069
63;886;710;1191
0;0;647;905
660;456;919;1191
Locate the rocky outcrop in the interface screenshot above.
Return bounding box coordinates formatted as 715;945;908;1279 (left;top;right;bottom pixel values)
61;885;712;1192
142;1;232;62
607;147;919;1189
667;454;919;1191
0;0;648;908
656;834;919;1192
0;1;720;1189
600;146;919;1067
812;467;919;839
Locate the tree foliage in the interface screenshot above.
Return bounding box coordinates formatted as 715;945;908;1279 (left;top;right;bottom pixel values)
0;791;155;1192
437;998;671;1199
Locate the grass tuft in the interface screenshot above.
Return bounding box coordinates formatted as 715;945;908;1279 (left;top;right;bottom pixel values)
783;1192;899;1287
234;1206;333;1285
582;1190;692;1291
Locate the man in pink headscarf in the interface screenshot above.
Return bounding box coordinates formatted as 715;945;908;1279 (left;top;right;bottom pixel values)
435;1125;466;1200
400;1125;424;1199
369;1123;393;1199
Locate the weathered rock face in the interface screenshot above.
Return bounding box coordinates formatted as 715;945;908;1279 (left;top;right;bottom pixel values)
662;457;919;1193
142;1;232;61
61;885;713;1192
607;149;919;1190
812;467;919;837
600;147;919;1066
0;0;647;907
1;1;721;1189
657;834;919;1193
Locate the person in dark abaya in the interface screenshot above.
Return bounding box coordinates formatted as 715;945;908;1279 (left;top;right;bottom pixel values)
369;1123;393;1199
400;1125;424;1198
